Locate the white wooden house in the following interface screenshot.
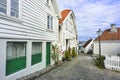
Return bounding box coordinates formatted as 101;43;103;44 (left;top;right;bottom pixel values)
0;0;60;80
82;38;94;54
94;24;120;56
58;9;78;59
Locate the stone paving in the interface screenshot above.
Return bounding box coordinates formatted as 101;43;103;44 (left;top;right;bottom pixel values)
34;54;120;80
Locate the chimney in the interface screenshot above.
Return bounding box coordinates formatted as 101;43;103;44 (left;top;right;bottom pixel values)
110;24;117;32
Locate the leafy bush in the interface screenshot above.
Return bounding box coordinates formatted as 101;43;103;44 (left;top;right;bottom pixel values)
62;56;65;62
87;49;93;54
117;53;120;57
72;47;77;57
81;50;84;53
95;56;105;69
65;47;72;61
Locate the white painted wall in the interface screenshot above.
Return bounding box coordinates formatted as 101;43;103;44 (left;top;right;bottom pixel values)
0;39;47;80
59;11;78;55
0;0;60;80
94;40;120;56
0;0;58;41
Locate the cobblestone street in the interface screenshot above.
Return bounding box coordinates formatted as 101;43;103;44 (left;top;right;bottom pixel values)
34;54;120;80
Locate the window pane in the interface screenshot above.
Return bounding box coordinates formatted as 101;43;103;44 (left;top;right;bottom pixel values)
11;9;18;17
7;42;26;60
11;0;19;17
47;15;53;30
51;17;53;29
7;45;13;59
11;0;18;9
0;0;7;4
32;42;42;55
49;16;51;29
0;0;6;13
47;16;50;29
47;0;49;3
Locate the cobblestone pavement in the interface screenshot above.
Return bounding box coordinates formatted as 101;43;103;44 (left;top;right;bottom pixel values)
34;54;120;80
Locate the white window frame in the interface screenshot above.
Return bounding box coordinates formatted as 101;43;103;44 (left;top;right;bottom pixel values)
0;0;22;20
47;15;53;30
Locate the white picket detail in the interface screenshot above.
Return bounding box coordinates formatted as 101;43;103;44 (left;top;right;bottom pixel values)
104;55;120;71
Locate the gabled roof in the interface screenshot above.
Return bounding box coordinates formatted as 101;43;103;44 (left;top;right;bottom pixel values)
83;39;93;48
59;9;71;24
95;28;120;41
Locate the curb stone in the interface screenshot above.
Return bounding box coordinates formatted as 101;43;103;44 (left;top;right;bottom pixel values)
16;63;62;80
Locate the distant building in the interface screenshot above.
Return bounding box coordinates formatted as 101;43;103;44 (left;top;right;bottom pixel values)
82;39;94;54
94;24;120;56
78;41;86;53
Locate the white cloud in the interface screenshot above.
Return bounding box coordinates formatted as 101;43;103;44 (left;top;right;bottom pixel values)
57;0;120;41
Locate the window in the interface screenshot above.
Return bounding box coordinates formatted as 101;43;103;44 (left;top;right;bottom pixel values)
11;0;19;17
47;0;49;4
70;22;72;32
0;0;7;13
63;34;65;44
66;20;68;30
66;20;69;30
47;15;53;30
32;42;42;65
7;42;26;59
6;42;26;75
47;0;50;6
0;0;19;18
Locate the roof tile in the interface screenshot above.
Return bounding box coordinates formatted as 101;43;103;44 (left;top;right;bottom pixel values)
59;9;71;24
95;28;120;41
83;39;92;48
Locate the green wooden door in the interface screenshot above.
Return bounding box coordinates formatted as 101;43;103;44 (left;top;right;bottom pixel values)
46;42;51;66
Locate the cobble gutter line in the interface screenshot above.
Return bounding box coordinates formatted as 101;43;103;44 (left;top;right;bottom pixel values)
28;64;62;80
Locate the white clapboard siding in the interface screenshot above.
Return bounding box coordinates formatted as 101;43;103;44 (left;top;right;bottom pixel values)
104;55;120;71
94;41;120;55
0;0;57;41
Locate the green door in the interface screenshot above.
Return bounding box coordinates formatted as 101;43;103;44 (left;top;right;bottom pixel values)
46;42;51;66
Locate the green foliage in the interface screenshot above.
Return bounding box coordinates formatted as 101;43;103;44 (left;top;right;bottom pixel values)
117;53;120;57
81;50;84;53
95;56;105;69
72;47;77;57
87;49;93;54
51;44;59;64
65;47;72;61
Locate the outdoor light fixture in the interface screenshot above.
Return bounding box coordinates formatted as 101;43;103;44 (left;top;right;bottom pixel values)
97;28;102;36
97;28;102;64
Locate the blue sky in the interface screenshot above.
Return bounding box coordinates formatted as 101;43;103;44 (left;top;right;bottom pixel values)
57;0;120;41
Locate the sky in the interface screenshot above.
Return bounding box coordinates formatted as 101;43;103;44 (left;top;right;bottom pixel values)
57;0;120;41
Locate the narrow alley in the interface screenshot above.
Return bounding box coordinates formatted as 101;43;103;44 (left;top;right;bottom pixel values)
34;55;120;80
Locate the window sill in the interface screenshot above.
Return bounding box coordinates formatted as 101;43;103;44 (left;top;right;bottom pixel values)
0;13;22;23
46;29;54;33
